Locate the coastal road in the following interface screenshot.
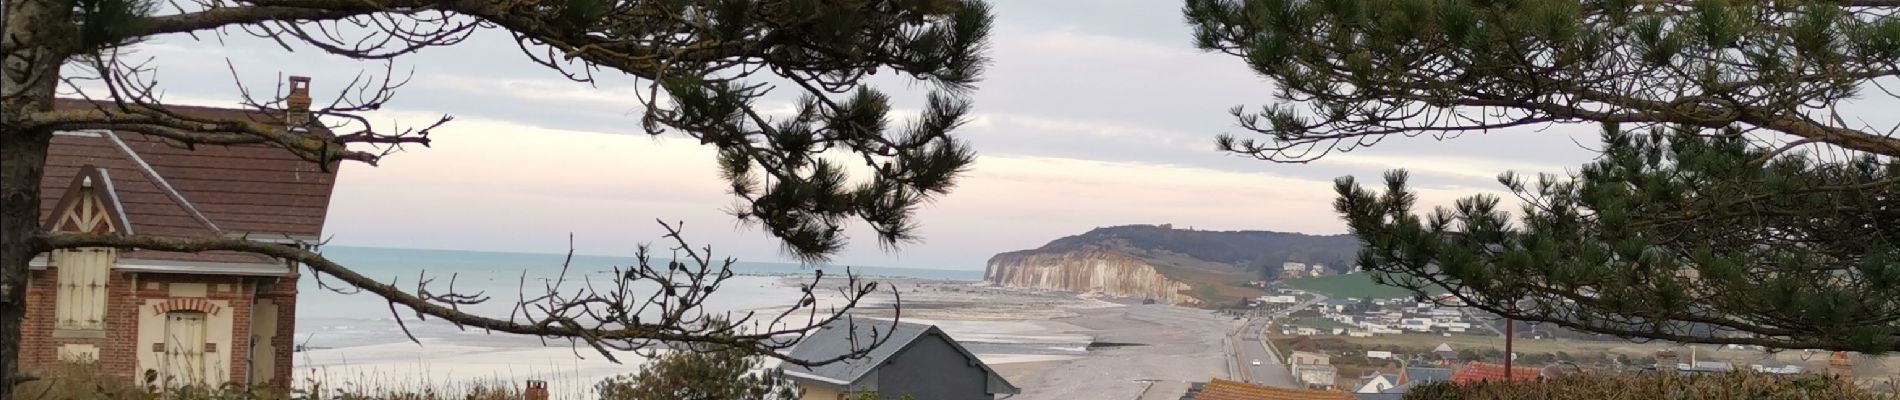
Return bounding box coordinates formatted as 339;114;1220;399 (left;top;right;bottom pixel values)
1233;294;1324;387
1238;318;1294;387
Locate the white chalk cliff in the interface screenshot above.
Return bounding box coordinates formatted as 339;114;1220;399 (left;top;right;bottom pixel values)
984;250;1199;305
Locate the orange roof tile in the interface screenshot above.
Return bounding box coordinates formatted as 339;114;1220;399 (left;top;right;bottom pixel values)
1450;362;1541;384
1193;379;1353;400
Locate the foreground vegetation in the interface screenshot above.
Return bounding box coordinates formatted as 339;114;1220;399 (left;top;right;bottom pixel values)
13;346;910;400
1191;0;1900;352
1404;372;1893;400
11;362;522;400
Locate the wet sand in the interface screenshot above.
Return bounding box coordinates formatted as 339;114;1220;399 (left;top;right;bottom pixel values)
797;278;1240;399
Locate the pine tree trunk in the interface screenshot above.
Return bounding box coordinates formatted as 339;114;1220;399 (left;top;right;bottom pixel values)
2;0;65;391
0;127;51;396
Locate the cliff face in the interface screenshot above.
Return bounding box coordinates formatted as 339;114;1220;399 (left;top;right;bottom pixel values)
985;224;1360;306
985;250;1199;305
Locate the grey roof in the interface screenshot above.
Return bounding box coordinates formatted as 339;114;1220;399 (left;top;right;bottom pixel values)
1355;393;1404;400
1381;380;1425;394
778;317;1018;393
1413;367;1451;382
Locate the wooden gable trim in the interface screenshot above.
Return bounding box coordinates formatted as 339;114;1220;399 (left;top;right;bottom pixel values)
43;165;133;235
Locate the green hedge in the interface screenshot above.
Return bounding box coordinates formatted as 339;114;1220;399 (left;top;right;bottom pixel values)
1402;372;1888;400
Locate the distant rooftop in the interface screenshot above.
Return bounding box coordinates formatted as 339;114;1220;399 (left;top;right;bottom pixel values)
1450;362;1541;384
1190;379;1352;400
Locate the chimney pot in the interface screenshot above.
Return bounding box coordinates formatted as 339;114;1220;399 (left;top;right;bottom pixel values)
1827;352;1853;381
524;379;549;400
286;76;312;128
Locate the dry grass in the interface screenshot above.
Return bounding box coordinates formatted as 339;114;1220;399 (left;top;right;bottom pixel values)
11;362;523;400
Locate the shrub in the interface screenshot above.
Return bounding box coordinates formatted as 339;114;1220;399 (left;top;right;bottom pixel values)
1402;372;1886;400
594;347;797;400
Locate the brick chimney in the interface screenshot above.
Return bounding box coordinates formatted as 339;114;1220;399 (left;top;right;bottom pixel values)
524;380;549;400
1654;350;1678;373
1827;352;1853;380
285;76;312;128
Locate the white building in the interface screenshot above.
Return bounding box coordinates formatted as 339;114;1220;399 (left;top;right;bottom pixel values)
1401;318;1435;332
1292;364;1338;389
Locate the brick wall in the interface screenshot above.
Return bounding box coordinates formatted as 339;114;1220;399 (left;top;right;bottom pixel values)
23;269;282;390
21;267;143;383
130;273;258;386
267;271;298;390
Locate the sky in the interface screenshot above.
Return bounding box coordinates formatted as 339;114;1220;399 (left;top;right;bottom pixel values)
112;1;1815;270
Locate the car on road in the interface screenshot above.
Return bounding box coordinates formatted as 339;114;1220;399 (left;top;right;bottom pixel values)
1251;359;1262;366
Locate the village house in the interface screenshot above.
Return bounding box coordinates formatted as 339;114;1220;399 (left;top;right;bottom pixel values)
1188;379;1351;400
1292;364;1339;389
1431;343;1460;365
1449;362;1543;384
779;318;1019;400
1289;350;1330;366
22;81;330;391
1398;366;1453;386
1350;366;1452;400
1353;373;1399;394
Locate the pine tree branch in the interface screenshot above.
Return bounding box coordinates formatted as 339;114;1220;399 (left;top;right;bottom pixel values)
19;105;427;165
137;5;391;37
30;227;900;367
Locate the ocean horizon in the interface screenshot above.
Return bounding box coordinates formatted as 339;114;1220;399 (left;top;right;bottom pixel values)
290;245;1056;397
296;245;984;350
319;245;988;282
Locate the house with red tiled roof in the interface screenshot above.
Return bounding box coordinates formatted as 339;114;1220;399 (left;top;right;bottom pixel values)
22;78;334;392
1189;379;1353;400
1449;362;1542;384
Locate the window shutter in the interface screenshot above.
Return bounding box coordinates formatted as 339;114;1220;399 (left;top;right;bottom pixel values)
53;249;112;330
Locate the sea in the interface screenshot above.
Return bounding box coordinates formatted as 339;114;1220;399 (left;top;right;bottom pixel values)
297;245;982;349
291;245;988;394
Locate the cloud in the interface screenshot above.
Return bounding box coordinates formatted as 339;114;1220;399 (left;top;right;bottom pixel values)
321;108;1512;268
112;0;1767;271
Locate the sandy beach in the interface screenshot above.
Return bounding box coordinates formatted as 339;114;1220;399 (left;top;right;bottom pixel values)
294;276;1237;399
810;278;1240;399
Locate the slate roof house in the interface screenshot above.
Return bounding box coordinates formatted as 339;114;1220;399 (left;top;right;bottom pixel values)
1398;366;1453;385
779;318;1019;400
21;82;331;391
1353;373;1398;393
1350;366;1454;400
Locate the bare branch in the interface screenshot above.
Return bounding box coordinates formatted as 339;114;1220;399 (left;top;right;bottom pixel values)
31;223;900;366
